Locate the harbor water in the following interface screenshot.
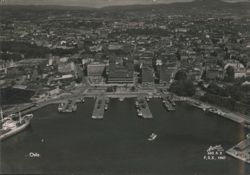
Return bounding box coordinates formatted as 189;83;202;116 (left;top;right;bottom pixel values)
1;98;249;175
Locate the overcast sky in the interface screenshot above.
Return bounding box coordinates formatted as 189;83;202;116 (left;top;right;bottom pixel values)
2;0;249;8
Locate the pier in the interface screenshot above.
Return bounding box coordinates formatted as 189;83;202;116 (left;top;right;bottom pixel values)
136;96;153;119
162;97;176;111
92;95;106;119
58;100;77;113
226;138;250;163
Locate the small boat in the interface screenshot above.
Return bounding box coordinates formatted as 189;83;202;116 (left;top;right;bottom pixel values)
202;107;207;111
58;102;66;112
137;110;143;117
81;98;85;103
104;104;108;111
247;133;250;139
135;101;139;108
169;99;176;106
148;133;157;141
207;108;225;116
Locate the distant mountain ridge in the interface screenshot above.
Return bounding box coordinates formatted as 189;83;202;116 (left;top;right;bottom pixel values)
100;0;250;12
0;0;249;13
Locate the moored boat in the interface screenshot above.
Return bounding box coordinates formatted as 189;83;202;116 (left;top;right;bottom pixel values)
0;110;33;141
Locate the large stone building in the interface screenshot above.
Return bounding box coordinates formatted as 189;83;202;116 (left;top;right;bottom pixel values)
141;66;154;85
87;62;106;77
224;60;246;78
58;62;76;74
159;66;176;84
107;63;134;84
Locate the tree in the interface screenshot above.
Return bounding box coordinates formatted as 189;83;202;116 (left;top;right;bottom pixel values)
174;70;187;81
169;80;195;97
225;66;235;81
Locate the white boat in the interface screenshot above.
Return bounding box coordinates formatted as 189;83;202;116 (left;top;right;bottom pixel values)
246;133;250;139
135;101;139;108
137;109;143;117
207;108;225;116
104;104;108;111
58;102;66;112
0;110;33;141
202;107;207;111
148;133;157;141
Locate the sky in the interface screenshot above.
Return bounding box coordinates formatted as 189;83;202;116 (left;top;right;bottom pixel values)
1;0;249;8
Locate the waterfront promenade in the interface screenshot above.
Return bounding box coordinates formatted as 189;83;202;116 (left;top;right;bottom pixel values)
4;91;250;125
174;95;250;124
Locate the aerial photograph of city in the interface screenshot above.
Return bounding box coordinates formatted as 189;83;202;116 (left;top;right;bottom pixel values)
0;0;250;174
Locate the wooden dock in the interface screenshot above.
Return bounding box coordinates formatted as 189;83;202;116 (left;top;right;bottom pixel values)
162;97;175;111
92;95;106;119
137;96;153;119
226;138;250;163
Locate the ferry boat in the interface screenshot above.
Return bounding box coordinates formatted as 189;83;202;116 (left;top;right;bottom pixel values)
148;133;157;141
0;110;33;141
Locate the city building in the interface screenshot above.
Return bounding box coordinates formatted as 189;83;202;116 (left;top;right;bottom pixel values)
141;66;154;85
107;63;134;84
58;62;76;74
87;62;106;77
159;66;176;84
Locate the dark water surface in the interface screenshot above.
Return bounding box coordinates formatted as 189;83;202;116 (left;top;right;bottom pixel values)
1;98;249;175
0;88;34;105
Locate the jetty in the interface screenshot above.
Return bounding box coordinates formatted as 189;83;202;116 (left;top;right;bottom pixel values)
162;97;175;111
226;138;250;163
58;100;77;113
136;96;153;118
92;95;106;119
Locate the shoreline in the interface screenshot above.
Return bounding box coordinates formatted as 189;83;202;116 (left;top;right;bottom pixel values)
2;91;250;164
4;92;249;126
175;95;250;125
